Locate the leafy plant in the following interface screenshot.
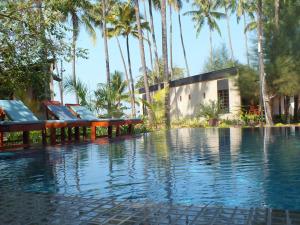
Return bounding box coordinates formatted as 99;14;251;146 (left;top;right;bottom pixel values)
197;100;223;120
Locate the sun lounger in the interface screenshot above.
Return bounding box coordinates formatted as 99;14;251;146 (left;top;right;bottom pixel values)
0;100;89;149
64;103;143;139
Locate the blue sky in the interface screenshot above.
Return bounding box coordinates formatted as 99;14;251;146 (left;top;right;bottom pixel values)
54;2;253;104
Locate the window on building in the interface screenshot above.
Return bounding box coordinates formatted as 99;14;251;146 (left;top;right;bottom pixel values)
218;90;229;113
188;94;191;100
203;93;206;99
179;96;182;102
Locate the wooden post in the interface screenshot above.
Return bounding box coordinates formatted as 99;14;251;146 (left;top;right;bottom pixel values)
91;126;96;141
116;126;120;136
0;132;3;148
68;128;72;141
75;127;79;141
42;129;47;145
128;124;133;134
23;131;30;148
50;128;56;145
108;126;113;138
61;128;65;143
83;127;87;140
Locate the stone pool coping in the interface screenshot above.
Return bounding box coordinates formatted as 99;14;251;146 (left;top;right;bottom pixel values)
0;192;299;225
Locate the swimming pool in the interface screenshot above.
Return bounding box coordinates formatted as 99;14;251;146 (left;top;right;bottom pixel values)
1;127;300;210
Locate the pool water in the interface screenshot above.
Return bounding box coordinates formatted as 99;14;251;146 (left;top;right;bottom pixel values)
1;127;300;210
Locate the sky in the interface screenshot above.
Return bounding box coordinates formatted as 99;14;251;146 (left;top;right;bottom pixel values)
54;2;254;105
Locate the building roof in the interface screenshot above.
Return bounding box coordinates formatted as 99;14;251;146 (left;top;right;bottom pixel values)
138;67;238;94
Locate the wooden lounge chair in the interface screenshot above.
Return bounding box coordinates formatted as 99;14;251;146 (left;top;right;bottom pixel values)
65;103;142;139
66;104;142;139
0;100;89;149
0;100;46;149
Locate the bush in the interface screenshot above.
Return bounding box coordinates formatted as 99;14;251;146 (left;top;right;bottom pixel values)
197;100;223;120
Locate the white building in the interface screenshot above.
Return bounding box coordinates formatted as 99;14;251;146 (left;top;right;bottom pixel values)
139;67;241;121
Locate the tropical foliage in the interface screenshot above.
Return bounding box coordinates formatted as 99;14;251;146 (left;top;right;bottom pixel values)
0;0;299;127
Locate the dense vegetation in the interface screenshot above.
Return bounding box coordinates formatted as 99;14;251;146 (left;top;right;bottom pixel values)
0;0;299;127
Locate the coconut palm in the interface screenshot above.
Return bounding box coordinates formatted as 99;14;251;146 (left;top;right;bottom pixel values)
161;0;170;127
59;0;96;104
147;0;161;80
257;0;273;125
108;2;149;117
237;0;255;66
134;0;154;123
64;76;90;107
185;0;224;65
142;0;154;71
217;0;236;61
169;0;190;76
94;71;129;118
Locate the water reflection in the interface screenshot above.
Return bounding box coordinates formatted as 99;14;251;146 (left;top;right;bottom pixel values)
0;127;300;210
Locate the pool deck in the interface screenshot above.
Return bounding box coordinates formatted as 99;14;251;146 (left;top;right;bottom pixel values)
1;192;299;225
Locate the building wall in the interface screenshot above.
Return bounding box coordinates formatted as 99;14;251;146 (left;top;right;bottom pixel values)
169;78;241;120
272;95;300;116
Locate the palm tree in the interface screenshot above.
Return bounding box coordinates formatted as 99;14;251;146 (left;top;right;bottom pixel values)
102;0;110;85
237;0;255;66
185;0;224;65
257;0;273;125
168;0;174;78
94;71;128;118
176;0;191;76
148;0;160;79
161;0;170;127
60;0;96;104
217;0;235;61
108;3;149;117
143;0;154;71
64;76;90;107
134;0;154;123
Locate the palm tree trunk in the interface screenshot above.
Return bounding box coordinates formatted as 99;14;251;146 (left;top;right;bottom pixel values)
116;37;136;117
125;35;137;117
143;1;154;72
161;0;170;127
134;0;154;123
178;12;190;76
275;0;280;30
102;0;111;114
209;28;213;66
72;25;79;104
225;7;234;61
148;0;160;75
102;0;110;85
243;14;250;66
57;60;64;105
257;0;273;125
169;4;173;79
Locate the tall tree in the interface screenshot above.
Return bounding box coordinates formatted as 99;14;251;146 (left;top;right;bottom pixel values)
218;0;235;61
143;1;154;71
237;0;255;66
60;0;96;104
108;3;148;117
176;1;191;76
185;0;224;65
134;0;154;123
148;0;161;82
168;0;174;78
108;2;148;116
161;0;170;127
257;0;273;125
102;0;111;86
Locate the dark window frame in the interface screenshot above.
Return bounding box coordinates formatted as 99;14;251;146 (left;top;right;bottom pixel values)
218;89;229;113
